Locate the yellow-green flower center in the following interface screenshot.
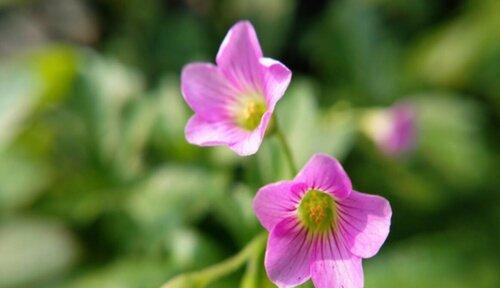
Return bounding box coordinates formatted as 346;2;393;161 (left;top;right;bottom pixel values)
235;95;266;131
298;190;337;233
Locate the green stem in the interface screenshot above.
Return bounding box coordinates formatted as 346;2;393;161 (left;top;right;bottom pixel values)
162;233;267;288
240;247;259;288
273;116;298;175
162;115;298;288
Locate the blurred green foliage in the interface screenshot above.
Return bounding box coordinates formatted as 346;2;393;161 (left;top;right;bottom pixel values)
0;0;498;287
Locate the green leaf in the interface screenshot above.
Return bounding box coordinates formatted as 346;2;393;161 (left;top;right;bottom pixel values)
166;229;225;271
152;75;199;161
61;258;173;288
28;45;79;104
414;94;490;189
0;150;52;211
276;78;319;168
212;184;260;245
0;64;41;152
365;229;499;287
407;0;500;88
114;97;158;179
0;218;79;288
74;52;144;165
301;0;401;101
126;165;229;229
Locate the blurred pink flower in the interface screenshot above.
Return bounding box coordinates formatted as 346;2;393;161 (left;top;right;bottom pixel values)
253;154;392;288
363;102;417;156
181;21;292;156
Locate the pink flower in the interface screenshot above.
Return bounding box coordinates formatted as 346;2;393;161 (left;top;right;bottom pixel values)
253;154;392;288
362;102;417;156
181;21;292;156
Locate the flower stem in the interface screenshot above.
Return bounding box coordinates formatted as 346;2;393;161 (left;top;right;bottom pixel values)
161;232;267;288
273;116;298;175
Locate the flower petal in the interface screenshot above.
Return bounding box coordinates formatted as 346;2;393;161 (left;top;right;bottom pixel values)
310;233;364;288
310;258;363;288
185;115;245;147
216;21;264;92
337;191;392;258
181;63;237;121
228;111;272;156
265;217;313;288
259;58;292;111
253;181;305;231
295;153;352;199
385;102;416;155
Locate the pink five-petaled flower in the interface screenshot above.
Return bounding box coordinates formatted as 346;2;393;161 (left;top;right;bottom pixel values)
253;154;392;288
181;21;292;156
362;102;417;156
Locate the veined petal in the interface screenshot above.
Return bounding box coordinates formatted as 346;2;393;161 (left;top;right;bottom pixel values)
259;58;292;112
295;154;352;200
310;258;363;288
216;21;264;92
253;181;305;231
228;111;272;156
181;63;237;121
337;191;392;258
310;233;364;288
185;115;245;147
265;217;313;287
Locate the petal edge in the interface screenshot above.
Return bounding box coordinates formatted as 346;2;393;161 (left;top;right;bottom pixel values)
338;191;392;259
295;154;352;199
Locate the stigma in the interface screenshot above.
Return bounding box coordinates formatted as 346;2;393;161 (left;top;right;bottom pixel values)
235;93;266;130
298;190;337;233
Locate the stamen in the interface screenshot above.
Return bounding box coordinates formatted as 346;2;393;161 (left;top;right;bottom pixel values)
235;93;266;130
297;190;337;233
